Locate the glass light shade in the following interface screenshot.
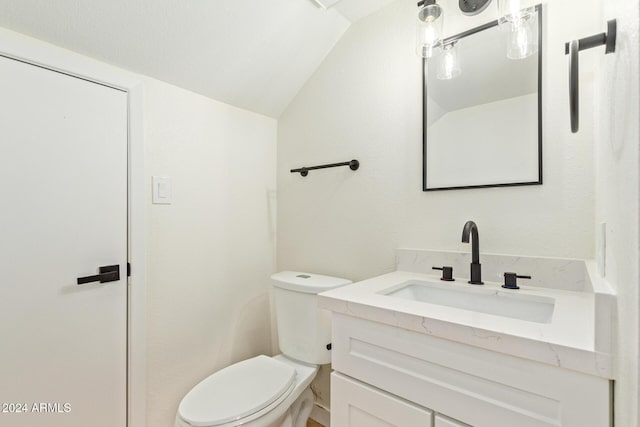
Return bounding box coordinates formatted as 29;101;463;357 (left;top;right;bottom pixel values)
437;43;461;80
497;0;534;30
416;3;443;58
507;14;538;59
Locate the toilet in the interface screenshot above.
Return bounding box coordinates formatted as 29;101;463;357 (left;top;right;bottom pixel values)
175;271;351;427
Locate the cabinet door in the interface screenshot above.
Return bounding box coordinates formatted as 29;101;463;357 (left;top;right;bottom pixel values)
331;373;432;427
435;414;472;427
332;314;610;427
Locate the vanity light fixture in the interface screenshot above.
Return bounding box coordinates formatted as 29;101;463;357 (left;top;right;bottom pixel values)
416;0;537;74
437;41;461;80
416;0;444;58
498;0;538;59
506;13;538;59
497;0;534;28
459;0;493;16
417;0;494;59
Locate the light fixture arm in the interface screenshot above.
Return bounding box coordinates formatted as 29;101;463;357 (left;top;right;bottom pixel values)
417;0;437;7
459;0;492;16
418;0;492;16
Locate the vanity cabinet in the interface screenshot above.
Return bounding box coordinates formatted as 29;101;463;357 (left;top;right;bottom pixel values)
332;371;471;427
434;414;470;427
332;372;433;426
330;313;610;427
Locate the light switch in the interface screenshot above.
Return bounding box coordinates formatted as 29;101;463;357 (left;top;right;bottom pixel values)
152;176;172;205
158;182;169;198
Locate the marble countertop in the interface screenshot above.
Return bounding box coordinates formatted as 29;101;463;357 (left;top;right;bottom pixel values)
319;270;614;379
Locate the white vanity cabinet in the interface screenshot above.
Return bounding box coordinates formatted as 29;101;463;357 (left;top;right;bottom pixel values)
331;372;433;426
331;372;471;427
330;314;611;427
434;414;471;427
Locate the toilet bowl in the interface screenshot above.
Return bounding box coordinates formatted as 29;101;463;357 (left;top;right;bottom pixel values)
175;355;317;427
175;272;351;427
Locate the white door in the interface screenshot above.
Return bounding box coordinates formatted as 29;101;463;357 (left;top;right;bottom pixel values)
0;55;128;426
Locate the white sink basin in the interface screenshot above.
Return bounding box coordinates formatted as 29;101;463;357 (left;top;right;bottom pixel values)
383;280;555;323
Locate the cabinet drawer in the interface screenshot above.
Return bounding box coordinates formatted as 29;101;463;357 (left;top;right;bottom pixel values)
331;314;610;427
331;372;433;427
435;414;471;427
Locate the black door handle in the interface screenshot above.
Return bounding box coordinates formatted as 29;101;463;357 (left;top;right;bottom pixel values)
77;265;120;285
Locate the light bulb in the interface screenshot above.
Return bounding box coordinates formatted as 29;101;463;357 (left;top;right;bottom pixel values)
416;3;443;58
437;43;461;80
423;24;438;45
497;0;533;31
508;0;522;20
507;14;538;59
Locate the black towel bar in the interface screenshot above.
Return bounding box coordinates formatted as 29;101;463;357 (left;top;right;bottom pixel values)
291;160;360;177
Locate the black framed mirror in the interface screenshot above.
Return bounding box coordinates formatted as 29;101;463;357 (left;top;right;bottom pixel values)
423;4;542;191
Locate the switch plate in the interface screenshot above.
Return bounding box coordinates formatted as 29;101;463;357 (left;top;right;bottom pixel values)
152;176;172;205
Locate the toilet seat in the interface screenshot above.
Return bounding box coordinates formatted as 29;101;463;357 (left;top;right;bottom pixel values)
178;355;297;427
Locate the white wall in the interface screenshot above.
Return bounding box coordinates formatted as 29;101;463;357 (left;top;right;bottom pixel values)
144;78;278;427
278;0;601;409
278;0;599;282
0;25;279;427
594;1;640;425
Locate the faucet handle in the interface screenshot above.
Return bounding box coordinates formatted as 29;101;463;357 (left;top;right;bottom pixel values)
502;272;532;290
433;266;455;282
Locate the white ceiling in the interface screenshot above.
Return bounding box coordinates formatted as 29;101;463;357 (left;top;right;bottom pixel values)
332;0;401;23
0;0;396;118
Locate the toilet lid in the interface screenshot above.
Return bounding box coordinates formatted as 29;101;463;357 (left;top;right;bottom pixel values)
178;355;297;427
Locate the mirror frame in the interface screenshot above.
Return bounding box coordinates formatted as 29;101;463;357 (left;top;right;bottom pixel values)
422;4;543;192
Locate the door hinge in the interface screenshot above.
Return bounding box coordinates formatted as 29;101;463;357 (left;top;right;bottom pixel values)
127;263;131;277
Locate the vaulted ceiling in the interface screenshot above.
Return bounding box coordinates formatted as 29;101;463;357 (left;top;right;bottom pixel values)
0;0;397;117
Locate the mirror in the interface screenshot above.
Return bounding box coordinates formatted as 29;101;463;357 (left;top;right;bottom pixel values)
423;5;542;191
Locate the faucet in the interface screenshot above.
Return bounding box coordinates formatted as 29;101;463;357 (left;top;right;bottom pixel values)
461;221;483;285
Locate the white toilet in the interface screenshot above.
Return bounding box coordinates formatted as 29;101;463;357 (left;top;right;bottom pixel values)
175;271;351;427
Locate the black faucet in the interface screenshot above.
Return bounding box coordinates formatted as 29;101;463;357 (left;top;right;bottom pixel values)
461;221;483;285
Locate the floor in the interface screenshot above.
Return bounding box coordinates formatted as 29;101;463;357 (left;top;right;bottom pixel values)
307;419;323;427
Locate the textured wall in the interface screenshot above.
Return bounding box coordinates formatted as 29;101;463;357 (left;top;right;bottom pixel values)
594;0;640;425
278;0;600;409
144;78;277;427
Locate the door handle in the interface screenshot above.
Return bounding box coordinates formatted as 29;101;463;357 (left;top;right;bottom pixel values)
77;265;120;285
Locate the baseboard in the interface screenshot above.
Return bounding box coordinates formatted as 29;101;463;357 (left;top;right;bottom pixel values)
309;403;330;426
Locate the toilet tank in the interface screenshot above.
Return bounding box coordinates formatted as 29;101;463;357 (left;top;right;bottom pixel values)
271;271;351;365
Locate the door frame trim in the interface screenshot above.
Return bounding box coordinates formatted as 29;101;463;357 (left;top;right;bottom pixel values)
0;27;146;427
